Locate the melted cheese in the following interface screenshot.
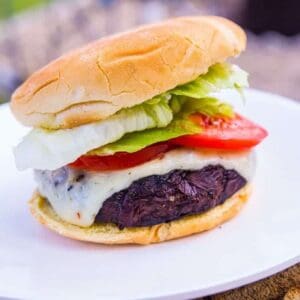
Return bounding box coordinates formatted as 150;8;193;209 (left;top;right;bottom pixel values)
34;148;255;227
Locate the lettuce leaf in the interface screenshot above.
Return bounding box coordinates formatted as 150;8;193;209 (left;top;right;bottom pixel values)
89;97;232;156
14;98;173;171
181;97;234;118
89;118;200;155
170;63;248;98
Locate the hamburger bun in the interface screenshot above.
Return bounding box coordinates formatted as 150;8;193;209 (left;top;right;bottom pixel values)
11;16;246;129
29;184;250;245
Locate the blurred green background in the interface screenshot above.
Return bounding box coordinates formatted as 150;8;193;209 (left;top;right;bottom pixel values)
0;0;51;19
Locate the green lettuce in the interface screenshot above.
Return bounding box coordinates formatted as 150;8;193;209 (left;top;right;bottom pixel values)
89;118;200;155
180;97;234;118
14;97;174;171
170;63;248;98
87;63;247;156
89;97;233;156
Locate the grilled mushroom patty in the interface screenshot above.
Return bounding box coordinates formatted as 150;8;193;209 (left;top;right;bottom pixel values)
96;165;246;228
35;149;253;227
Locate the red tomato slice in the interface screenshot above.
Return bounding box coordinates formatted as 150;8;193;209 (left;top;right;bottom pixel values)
69;143;173;171
171;113;268;150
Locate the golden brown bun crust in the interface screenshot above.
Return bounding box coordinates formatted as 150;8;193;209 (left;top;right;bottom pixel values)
29;185;250;245
11;16;246;129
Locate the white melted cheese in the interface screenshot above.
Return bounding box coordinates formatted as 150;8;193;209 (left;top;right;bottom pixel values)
34;148;255;227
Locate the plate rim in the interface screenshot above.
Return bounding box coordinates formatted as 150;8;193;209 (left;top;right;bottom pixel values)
151;256;300;300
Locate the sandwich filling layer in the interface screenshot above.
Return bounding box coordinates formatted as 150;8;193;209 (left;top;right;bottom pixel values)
34;148;255;227
96;165;246;228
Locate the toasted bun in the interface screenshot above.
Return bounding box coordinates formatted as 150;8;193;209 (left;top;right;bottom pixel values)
11;16;246;129
29;184;250;245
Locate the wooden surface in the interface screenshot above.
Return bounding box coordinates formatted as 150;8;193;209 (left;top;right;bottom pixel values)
201;264;300;300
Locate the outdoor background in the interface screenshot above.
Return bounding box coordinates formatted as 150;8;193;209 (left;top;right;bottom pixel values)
0;0;300;104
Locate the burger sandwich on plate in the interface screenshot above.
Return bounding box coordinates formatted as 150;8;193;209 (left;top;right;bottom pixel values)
11;16;268;245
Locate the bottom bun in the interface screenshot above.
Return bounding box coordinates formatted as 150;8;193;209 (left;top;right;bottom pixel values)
29;184;251;245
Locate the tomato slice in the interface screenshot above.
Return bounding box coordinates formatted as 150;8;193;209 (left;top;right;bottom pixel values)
70;114;267;171
69;143;173;171
171;113;268;150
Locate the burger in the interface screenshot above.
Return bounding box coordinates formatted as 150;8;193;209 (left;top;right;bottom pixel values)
11;16;267;245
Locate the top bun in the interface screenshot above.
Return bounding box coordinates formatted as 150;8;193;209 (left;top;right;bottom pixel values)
11;16;246;129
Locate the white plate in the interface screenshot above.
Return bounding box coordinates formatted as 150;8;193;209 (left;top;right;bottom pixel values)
0;89;299;300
